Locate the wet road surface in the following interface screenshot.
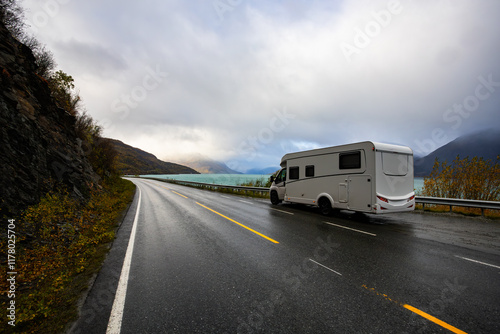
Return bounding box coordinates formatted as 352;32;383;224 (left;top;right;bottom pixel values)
70;178;500;333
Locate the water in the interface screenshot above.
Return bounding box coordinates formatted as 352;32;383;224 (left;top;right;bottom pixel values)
414;177;424;193
141;174;272;186
142;174;426;191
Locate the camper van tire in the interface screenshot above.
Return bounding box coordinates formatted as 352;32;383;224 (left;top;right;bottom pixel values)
270;191;281;205
318;198;332;216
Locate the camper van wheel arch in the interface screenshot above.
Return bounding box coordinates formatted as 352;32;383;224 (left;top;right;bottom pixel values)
270;191;281;205
318;197;332;216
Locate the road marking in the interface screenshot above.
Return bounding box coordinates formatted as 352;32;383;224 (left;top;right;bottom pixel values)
455;255;500;270
144;180;169;190
172;190;188;198
403;304;468;334
220;195;232;199
362;285;399;304
107;186;142;334
269;208;294;215
238;200;253;204
363;285;468;334
309;259;342;276
196;202;279;244
323;222;376;237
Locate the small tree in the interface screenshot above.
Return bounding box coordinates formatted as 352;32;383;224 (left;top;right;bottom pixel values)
422;156;500;201
23;36;57;77
48;70;82;115
0;0;25;38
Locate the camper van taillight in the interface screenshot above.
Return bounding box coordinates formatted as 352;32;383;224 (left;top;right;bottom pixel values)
407;195;415;202
377;195;389;203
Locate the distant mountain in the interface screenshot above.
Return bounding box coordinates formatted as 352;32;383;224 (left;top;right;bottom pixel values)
109;139;199;175
246;167;280;174
176;154;242;174
414;128;500;176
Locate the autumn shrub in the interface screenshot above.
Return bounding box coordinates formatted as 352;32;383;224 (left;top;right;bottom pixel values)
422;156;499;201
0;177;135;334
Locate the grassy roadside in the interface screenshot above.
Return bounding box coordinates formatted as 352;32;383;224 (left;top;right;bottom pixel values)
0;177;136;334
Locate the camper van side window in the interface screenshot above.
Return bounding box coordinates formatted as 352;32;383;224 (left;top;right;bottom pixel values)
289;166;299;180
339;151;361;169
305;165;315;177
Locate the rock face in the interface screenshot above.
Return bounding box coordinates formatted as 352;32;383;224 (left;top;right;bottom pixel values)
0;22;99;217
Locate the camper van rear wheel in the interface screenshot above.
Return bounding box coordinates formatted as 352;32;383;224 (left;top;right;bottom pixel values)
319;198;332;216
270;191;281;205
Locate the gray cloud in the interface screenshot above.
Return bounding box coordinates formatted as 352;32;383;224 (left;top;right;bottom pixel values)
22;0;500;170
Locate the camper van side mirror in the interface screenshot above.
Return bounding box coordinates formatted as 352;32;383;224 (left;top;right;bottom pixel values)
270;176;275;183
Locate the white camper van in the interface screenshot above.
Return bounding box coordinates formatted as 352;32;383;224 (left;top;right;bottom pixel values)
269;141;415;215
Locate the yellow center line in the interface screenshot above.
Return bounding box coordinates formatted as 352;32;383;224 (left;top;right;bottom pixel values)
362;285;468;334
403;304;468;334
196;202;279;244
172;191;188;199
143;180;170;190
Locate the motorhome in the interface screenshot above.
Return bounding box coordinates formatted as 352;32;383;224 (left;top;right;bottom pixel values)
269;141;415;215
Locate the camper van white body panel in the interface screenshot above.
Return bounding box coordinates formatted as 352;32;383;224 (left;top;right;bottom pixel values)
269;141;415;214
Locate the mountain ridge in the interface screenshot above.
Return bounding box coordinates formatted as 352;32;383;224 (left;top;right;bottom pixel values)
109;139;199;175
414;128;500;176
174;154;242;174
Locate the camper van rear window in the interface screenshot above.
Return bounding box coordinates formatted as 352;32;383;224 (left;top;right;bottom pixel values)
382;152;408;176
289;166;300;179
339;152;361;169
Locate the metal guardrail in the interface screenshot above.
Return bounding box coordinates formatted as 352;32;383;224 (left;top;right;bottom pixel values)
146;178;270;193
143;177;500;214
415;196;500;215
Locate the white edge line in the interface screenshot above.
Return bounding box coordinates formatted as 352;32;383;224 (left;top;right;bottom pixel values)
323;221;376;237
455;255;500;270
238;200;253;204
106;186;142;334
309;259;342;276
269;208;294;215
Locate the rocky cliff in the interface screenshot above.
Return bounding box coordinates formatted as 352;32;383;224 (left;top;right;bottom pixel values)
0;22;99;217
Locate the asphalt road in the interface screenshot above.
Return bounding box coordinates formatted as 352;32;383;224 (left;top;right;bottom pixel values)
70;178;500;334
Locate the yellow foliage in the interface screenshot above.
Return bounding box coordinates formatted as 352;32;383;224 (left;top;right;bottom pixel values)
0;178;135;333
422;155;499;201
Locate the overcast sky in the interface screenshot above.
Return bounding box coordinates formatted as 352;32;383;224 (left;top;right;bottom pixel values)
21;0;500;172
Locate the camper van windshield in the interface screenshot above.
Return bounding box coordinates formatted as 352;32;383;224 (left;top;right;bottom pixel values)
382;152;408;176
275;169;286;183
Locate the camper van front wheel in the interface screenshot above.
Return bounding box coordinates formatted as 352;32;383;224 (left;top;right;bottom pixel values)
319;198;332;216
270;191;281;205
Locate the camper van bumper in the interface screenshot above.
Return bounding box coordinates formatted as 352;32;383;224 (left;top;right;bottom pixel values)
374;194;415;213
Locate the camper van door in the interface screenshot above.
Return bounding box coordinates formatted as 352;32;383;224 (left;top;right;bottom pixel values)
274;168;286;199
347;175;373;212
